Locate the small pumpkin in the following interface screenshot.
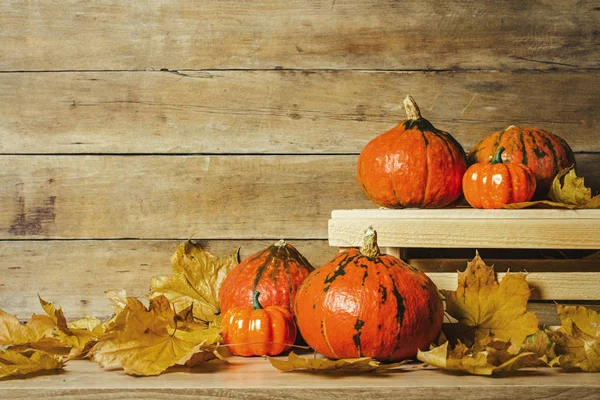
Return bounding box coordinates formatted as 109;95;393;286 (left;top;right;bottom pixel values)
356;95;467;208
463;146;537;209
467;125;575;198
294;228;443;361
222;291;296;356
220;240;314;318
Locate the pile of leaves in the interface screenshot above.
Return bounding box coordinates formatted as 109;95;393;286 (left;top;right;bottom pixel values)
1;243;599;378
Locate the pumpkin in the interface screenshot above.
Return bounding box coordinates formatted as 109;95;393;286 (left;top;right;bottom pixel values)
222;291;296;356
294;228;443;361
356;95;467;208
220;240;314;318
467;125;575;198
463;146;537;209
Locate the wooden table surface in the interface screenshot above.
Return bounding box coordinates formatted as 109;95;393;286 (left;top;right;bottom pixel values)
1;358;599;399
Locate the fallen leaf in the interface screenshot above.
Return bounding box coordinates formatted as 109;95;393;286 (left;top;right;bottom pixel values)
506;166;600;209
0;349;63;379
0;309;55;347
521;330;555;360
267;351;409;373
441;253;539;346
550;305;600;372
38;297;99;357
151;241;239;323
90;295;221;376
417;341;544;375
549;166;595;206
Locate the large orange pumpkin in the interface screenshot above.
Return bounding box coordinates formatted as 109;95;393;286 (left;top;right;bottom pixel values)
356;95;467;208
220;240;314;318
294;228;443;361
467;125;575;198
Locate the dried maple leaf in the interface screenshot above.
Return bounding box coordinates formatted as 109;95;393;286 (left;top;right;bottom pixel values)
0;349;63;379
550;305;600;372
521;330;555;360
441;252;538;346
267;351;409;373
505;166;600;209
0;309;55;347
151;241;239;323
89;295;221;376
38;297;99;357
417;341;545;375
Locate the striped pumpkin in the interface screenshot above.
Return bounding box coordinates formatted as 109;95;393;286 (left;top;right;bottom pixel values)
356;95;467;208
220;240;314;318
294;228;443;361
467;126;575;198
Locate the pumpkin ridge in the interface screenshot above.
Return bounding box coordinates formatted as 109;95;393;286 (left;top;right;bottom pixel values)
421;131;431;205
539;131;560;177
252;251;276;294
320;319;339;358
353;319;365;357
518;128;528;165
282;257;294;310
492;128;509;160
504;163;514;203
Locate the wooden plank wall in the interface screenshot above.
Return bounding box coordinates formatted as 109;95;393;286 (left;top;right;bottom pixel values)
1;0;599;319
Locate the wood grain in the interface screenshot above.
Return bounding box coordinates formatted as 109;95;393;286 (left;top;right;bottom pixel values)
1;240;597;318
2;1;599;71
0;239;337;318
1;154;598;240
329;209;600;249
1;70;598;154
1;359;600;400
0;155;371;239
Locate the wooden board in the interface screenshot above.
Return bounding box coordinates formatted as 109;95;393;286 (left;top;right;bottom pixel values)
0;155;371;239
329;209;600;249
1;239;597;318
1;155;599;240
0;239;337;318
1;359;599;399
2;1;598;71
1;71;599;154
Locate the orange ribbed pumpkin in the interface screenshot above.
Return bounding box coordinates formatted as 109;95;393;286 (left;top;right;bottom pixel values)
220;240;314;318
294;228;443;361
463;146;537;209
467;125;575;198
356;95;467;208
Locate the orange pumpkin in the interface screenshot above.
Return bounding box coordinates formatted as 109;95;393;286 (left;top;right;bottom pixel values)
356;95;467;208
220;240;314;318
294;228;443;361
222;292;296;356
463;146;537;209
467;125;575;198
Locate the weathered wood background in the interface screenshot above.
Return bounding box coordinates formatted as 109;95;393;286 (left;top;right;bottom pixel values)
1;0;599;319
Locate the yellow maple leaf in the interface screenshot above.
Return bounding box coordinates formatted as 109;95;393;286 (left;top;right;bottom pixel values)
550;305;600;372
267;352;409;373
441;252;539;346
150;241;238;323
37;297;101;358
0;349;64;379
0;309;55;347
417;341;543;376
505;166;600;209
89;295;221;376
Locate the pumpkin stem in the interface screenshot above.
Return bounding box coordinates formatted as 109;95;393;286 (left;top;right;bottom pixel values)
359;227;380;258
253;291;263;310
274;239;286;247
491;146;505;165
403;95;422;120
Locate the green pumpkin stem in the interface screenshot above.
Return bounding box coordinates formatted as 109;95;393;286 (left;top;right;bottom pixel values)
404;95;423;120
253;291;263;310
359;227;380;258
491;146;506;165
